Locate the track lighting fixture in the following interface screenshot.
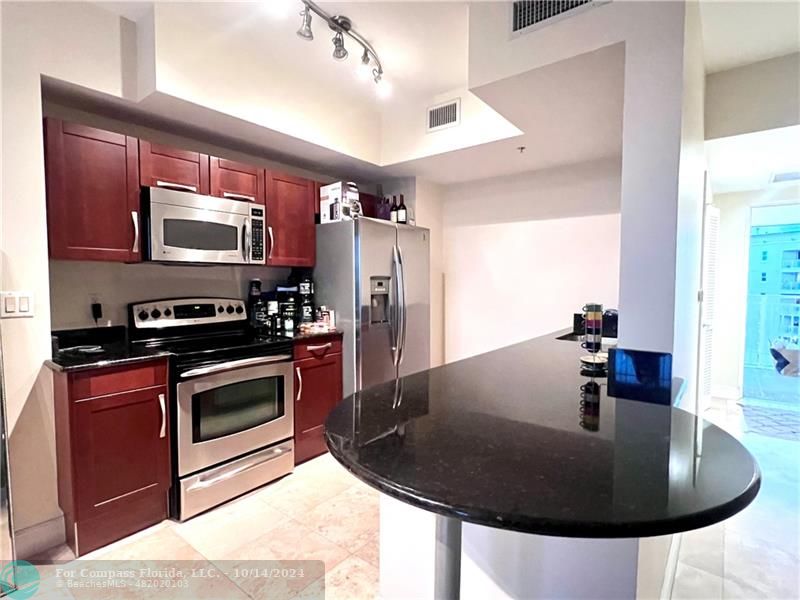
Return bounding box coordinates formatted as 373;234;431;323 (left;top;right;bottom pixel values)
295;1;388;96
332;31;348;61
296;5;313;40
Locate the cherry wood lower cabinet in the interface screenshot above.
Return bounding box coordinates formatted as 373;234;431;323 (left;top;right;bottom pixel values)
44;118;141;262
293;336;344;464
139;140;210;195
53;360;171;556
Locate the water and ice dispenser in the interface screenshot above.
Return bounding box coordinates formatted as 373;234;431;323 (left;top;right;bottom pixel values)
370;276;390;324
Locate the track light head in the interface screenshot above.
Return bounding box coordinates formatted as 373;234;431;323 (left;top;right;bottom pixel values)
296;6;313;40
332;31;348;61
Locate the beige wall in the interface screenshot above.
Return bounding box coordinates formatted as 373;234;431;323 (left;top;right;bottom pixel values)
711;184;800;398
706;52;800;141
1;1;132;534
441;159;622;362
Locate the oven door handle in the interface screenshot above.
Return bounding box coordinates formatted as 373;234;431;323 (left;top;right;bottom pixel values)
185;445;291;491
179;354;292;378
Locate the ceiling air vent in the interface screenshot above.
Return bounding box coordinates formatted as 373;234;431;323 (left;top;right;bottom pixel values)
427;99;461;133
512;0;605;34
771;171;800;184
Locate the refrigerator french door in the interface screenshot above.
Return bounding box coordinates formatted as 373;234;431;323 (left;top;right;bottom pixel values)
315;218;430;396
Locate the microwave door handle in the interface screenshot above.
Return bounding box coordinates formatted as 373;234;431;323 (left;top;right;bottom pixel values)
179;354;292;378
267;226;274;260
242;218;249;263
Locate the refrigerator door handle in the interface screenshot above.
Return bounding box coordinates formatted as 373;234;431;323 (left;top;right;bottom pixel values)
391;245;402;367
396;243;407;367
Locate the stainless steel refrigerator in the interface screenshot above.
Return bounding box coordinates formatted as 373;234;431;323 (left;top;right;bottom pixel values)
315;218;430;396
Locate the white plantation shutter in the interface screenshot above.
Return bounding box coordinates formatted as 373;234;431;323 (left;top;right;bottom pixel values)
698;206;720;407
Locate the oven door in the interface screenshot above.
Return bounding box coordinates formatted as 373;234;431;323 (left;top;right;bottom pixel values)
176;356;294;476
149;192;249;264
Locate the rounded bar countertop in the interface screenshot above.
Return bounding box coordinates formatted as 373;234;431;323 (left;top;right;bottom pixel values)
325;330;761;538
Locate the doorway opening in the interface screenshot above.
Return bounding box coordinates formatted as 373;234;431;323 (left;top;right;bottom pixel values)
740;206;800;437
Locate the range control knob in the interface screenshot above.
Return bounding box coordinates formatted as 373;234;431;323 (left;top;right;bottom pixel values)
235;305;244;314
164;308;172;317
151;309;161;319
226;305;235;314
138;310;149;321
217;306;225;314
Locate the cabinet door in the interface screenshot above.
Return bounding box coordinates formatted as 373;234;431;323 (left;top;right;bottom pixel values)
210;157;265;204
266;172;316;267
139;141;210;194
73;385;170;521
44;119;140;262
294;353;343;464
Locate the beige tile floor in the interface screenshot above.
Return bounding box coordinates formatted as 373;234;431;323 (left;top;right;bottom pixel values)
671;398;800;600
30;453;379;600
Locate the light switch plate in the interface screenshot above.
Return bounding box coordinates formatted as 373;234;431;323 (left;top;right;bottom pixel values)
1;291;34;318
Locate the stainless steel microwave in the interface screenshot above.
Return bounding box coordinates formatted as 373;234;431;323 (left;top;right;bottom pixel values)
143;187;266;265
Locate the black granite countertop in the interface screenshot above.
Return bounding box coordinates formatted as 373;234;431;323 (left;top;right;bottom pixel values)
45;327;342;373
45;344;171;372
325;329;761;538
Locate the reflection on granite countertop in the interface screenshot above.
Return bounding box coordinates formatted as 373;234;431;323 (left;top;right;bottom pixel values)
45;344;171;372
45;327;343;372
325;328;761;539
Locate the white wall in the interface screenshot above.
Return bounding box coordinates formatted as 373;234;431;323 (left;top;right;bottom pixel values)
414;179;445;368
711;184;800;398
441;159;622;362
468;1;688;360
706;52;800;141
672;1;706;414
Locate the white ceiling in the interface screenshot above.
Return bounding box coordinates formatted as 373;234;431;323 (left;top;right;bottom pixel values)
387;43;625;184
98;1;469;111
706;125;800;194
700;0;800;73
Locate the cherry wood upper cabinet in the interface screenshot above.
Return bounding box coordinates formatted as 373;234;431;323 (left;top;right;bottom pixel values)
139;141;210;195
210;157;265;204
44;118;141;262
266;171;316;267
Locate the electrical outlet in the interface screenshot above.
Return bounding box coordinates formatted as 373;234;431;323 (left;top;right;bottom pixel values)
90;292;101;305
1;291;34;318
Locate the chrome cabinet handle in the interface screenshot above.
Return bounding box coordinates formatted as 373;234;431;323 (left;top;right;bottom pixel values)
267;226;274;260
158;393;166;439
156;180;197;192
296;366;303;402
390;245;401;367
306;342;332;353
131;210;139;254
223;191;256;202
180;354;292;378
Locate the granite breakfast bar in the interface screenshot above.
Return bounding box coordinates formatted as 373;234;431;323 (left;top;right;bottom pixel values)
325;329;761;599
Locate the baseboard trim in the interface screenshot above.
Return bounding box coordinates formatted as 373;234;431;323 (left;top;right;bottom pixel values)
15;514;65;560
711;384;742;400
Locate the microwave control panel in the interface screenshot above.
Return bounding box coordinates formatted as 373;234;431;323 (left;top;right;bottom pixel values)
251;207;264;263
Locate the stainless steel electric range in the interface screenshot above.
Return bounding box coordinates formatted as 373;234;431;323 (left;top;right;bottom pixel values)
128;297;295;521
